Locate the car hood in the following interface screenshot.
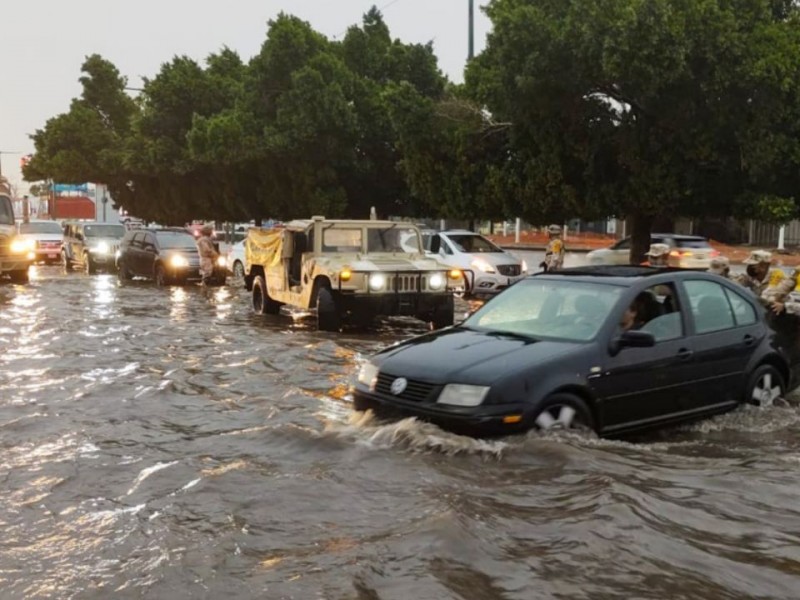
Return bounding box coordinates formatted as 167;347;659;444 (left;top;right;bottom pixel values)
326;255;449;272
374;326;581;384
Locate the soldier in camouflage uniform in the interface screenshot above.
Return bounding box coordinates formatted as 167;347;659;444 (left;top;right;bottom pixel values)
196;224;220;285
542;224;565;272
641;243;671;267
707;256;730;278
763;268;800;315
734;250;773;299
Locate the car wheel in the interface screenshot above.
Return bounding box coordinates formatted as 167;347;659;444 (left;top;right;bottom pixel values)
117;259;132;281
316;286;341;332
8;269;29;284
532;393;595;432
252;275;281;315
745;364;785;407
83;254;96;275
233;260;244;279
155;264;169;287
62;251;72;272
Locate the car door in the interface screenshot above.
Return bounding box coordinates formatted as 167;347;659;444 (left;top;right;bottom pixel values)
141;232;158;277
678;279;761;412
610;238;631;264
589;281;698;433
126;232;146;275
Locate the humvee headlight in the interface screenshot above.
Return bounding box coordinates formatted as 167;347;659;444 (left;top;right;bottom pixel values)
428;273;445;290
340;268;352;282
369;273;386;291
10;238;34;254
93;241;110;254
170;254;189;268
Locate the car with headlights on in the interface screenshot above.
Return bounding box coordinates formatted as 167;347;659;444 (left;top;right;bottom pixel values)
17;219;64;264
116;227;227;286
353;266;800;438
0;194;34;283
423;230;527;297
586;234;719;268
62;222;126;274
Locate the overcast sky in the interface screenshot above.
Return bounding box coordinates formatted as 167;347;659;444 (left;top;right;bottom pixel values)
0;0;491;192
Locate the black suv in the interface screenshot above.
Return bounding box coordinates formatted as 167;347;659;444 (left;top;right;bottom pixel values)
116;227;225;286
62;222;126;274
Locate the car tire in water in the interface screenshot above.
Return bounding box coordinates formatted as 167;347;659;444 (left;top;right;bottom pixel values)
117;260;132;281
62;251;72;272
233;260;244;279
8;269;29;284
316;286;341;332
155;264;169;287
532;393;595;432
252;275;281;315
744;364;785;407
83;254;96;275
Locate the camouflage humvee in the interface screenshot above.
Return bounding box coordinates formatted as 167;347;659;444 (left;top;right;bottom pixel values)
244;216;463;331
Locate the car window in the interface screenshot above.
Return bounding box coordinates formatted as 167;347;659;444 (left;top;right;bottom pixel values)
323;228;362;252
130;232;145;248
724;287;757;326
631;283;684;341
0;197;14;225
85;224;126;238
19;222;63;234
447;234;501;253
155;231;195;249
367;227;421;253
684;280;736;333
464;279;625;342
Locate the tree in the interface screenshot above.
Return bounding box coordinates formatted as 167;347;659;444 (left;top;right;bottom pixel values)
469;0;800;261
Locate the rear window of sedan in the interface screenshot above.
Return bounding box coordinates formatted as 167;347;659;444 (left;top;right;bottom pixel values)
155;231;197;249
463;279;625;342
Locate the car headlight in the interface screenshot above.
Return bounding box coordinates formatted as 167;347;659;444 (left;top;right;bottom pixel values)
93;241;110;254
170;254;189;268
521;260;528;273
369;273;386;291
10;238;34;254
217;256;227;267
436;384;490;407
428;273;445;290
471;258;496;273
358;362;379;391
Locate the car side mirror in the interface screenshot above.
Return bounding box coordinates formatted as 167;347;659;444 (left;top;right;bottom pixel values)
609;330;655;356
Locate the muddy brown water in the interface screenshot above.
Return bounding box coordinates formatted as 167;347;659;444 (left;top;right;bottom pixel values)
1;266;800;599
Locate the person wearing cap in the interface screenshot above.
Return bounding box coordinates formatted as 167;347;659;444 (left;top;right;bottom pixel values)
196;224;220;285
707;256;730;278
734;250;773;298
641;243;671;267
541;224;565;272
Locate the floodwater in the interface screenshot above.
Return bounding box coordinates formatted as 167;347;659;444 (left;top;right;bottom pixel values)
1;266;800;600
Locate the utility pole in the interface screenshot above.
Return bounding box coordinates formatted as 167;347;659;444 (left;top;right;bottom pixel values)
468;0;475;61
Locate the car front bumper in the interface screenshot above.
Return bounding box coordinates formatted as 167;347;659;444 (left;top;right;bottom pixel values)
352;389;530;437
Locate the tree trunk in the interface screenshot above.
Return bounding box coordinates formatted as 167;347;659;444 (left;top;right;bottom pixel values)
629;213;654;265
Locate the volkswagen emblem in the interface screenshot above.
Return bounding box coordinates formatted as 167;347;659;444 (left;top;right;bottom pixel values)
390;377;408;396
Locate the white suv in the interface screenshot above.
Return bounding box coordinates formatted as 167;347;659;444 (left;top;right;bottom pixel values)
424;230;527;297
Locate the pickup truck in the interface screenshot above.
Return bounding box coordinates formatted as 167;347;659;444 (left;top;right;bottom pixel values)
244;217;462;331
0;194;34;283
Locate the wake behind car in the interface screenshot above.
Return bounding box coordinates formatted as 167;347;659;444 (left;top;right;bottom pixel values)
586;233;719;268
17;219;63;264
62;221;126;273
354;266;800;438
423;230;527;297
116;227;226;286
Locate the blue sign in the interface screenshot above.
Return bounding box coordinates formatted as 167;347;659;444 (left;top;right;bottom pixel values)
53;183;89;193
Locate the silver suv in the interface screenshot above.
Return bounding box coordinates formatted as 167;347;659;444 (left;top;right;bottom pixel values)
62;222;127;274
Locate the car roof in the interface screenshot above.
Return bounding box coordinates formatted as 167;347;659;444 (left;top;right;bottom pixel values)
651;233;708;241
535;265;713;286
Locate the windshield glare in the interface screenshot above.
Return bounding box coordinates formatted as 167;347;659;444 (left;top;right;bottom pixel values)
448;234;501;253
85;224;126;238
464;279;624;342
20;222;62;234
156;231;197;249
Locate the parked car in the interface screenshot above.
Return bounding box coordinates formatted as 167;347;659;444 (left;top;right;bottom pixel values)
116;227;227;286
586;234;719;268
228;240;245;279
423;230;528;297
353;265;799;438
62;222;127;274
0;194;33;283
17;220;64;264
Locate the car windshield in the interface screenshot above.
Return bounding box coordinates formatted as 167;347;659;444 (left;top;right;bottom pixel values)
322;228;362;252
85;224;126;238
156;231;197;249
463;279;625;342
367;226;422;253
19;222;62;234
447;234;501;253
0;197;14;225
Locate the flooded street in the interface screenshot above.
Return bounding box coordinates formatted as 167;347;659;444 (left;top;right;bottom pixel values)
2;266;800;599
